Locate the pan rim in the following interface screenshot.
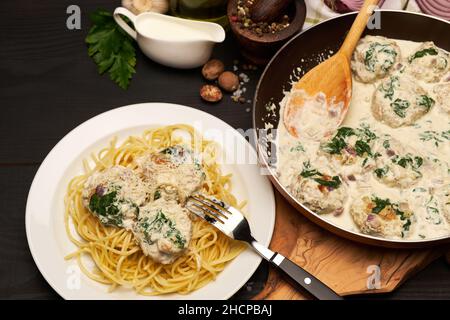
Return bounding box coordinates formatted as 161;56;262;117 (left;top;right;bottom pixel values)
252;10;450;247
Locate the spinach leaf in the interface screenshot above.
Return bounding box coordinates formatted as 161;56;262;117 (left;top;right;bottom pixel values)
374;166;389;178
409;47;438;62
371;197;392;214
89;190;122;226
390;98;410;118
417;95;435;111
313;176;342;189
300;161;320;178
355;140;371;157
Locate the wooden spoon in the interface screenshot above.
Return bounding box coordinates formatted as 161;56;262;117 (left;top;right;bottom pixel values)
250;0;293;22
284;0;379;139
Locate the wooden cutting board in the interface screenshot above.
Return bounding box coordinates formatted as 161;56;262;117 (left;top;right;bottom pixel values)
253;191;448;300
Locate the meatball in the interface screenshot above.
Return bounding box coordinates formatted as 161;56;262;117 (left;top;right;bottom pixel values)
433;83;450;115
82;165;149;229
372;138;424;188
136;145;205;202
351;36;401;83
320;125;378;173
133;198;192;264
288;160;347;215
407;42;449;83
372;75;435;128
350;195;414;238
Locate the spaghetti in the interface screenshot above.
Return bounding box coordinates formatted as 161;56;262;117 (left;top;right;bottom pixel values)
64;124;246;295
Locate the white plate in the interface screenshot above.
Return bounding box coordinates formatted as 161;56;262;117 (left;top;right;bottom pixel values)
25;103;275;300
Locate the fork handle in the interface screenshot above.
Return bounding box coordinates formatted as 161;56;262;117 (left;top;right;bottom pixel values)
270;253;343;300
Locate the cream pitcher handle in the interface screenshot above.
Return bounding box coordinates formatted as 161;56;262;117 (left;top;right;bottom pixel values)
113;7;137;40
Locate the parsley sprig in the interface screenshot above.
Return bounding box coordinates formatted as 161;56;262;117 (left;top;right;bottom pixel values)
86;10;136;89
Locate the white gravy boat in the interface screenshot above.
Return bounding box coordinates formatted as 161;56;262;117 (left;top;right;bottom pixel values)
113;7;225;69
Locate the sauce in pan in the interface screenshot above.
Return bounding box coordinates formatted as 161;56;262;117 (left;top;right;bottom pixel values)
276;37;450;240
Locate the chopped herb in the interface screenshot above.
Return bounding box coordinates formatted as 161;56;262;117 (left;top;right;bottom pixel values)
371;197;392;214
140;210;186;249
392;154;423;173
374;166;389;178
89;190;122;226
403;219;411;231
390;98;410;118
290;143;305;152
409;47;438;62
300;161;320;178
300;162;341;189
154;189;161;200
364;43;397;72
355;140;371;157
322;125;376;157
426;206;442;225
371;196;411;226
383;139;390;149
313;176;342;189
379;76;399;100
419;130;449;147
441;130;450;140
322;136;348;155
417;95;435;111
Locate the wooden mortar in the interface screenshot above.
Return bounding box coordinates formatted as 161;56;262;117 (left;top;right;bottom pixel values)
227;0;306;65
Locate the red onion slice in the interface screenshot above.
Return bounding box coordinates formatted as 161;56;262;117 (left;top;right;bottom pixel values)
417;0;450;20
324;0;385;13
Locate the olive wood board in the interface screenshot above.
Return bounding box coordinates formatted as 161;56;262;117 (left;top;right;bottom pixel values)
253;191;449;300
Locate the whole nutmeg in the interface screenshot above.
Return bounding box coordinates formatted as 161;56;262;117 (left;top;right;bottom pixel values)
218;71;239;92
202;59;225;81
200;85;223;103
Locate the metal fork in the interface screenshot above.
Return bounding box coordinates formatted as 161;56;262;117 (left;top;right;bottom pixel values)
186;194;343;300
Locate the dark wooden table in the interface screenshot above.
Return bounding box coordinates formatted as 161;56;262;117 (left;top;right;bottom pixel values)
1;0;449;300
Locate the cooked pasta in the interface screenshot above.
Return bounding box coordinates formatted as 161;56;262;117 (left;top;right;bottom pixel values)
64;124;246;295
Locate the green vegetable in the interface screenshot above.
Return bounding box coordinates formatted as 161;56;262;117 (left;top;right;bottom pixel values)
86;10;136;89
313;176;342;189
140;210;186;249
364;43;397;72
417;95;435;111
300;162;341;189
390;98;410;118
374;166;389;178
89;190;122;226
290;143;305;153
371;196;411;230
323;125;377;159
300;161;321;178
371;197;392;214
426;206;442;225
419;129;450;147
409;47;438;62
379;76;399;100
354;140;371;157
391;154;423;173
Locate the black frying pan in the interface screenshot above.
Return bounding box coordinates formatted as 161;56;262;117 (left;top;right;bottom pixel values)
253;10;450;248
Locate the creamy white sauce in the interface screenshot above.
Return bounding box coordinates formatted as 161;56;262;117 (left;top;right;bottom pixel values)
138;17;211;41
276;38;450;240
283;90;343;141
